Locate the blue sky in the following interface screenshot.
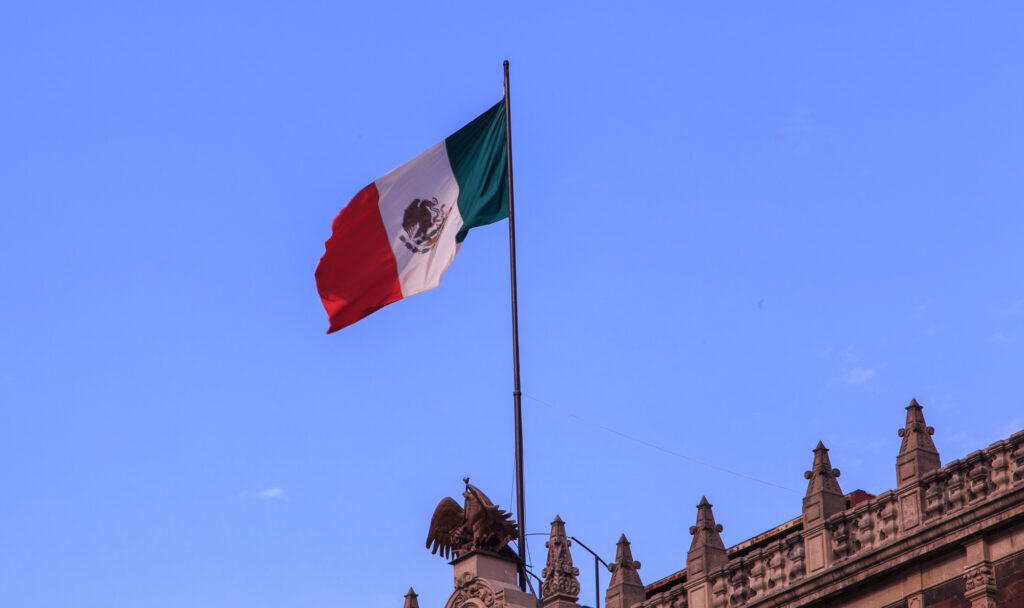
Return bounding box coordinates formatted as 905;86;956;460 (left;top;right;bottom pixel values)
2;2;1023;607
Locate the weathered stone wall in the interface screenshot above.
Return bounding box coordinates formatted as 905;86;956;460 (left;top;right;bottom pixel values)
993;552;1024;606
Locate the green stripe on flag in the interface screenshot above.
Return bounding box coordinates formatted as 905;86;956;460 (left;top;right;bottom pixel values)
445;100;509;243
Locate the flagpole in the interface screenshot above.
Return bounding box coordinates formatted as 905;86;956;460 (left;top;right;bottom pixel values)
503;59;527;592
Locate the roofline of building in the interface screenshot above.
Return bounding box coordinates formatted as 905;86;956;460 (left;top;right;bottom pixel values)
645;514;804;595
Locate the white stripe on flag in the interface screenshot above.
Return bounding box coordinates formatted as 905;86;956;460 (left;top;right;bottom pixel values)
374;141;466;297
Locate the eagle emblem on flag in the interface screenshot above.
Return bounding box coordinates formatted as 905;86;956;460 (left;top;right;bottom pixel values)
400;197;450;253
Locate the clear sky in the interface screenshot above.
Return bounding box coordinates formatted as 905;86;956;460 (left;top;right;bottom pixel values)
2;2;1023;607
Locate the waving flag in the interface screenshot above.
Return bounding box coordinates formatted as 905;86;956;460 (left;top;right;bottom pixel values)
315;101;508;333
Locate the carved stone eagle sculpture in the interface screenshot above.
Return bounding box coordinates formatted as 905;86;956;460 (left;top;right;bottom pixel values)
426;478;519;560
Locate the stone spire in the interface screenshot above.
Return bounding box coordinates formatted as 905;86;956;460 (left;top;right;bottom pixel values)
403;587;419;608
802;441;845;526
896;398;941;487
605;534;644;608
686;496;727;578
541;515;580;608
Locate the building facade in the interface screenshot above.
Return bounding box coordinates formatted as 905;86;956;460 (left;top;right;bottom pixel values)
428;400;1024;608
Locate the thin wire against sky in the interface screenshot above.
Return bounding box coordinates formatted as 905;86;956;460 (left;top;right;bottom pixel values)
523;393;799;493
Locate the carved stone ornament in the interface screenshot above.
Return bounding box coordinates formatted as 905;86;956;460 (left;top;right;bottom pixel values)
804;441;843;496
1011;430;1024;484
688;496;728;577
922;471;945;520
607;534;643;585
854;508;875;552
784;536;805;580
766;543;785;589
963;561;998;608
748;553;766;596
445;571;500;608
944;462;966;512
965;452;992;502
710;573;729;608
830;516;851;561
668;589;688;608
877;495;898;541
427;478;519;561
541;516;580;601
896;399;941;486
404;587;420;608
727;562;751;606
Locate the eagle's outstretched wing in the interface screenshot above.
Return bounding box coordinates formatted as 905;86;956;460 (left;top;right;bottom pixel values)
426;496;464;559
465;484;518;549
485;505;517;547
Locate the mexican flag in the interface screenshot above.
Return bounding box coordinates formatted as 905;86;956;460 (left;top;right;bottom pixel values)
315;101;509;333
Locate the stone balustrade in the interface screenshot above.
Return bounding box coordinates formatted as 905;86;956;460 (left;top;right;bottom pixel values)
823;430;1024;569
638;423;1024;608
701;531;808;608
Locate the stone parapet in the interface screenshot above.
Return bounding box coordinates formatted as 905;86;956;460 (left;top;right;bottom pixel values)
638;420;1024;608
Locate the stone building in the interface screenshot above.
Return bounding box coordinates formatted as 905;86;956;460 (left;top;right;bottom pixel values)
426;400;1024;608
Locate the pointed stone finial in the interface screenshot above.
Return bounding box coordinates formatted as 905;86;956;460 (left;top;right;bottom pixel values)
896;398;940;487
802;441;845;526
403;587;419;608
541;515;580;607
686;496;727;578
605;534;644;608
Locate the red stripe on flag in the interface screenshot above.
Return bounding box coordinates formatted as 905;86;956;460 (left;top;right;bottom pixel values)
315;183;403;333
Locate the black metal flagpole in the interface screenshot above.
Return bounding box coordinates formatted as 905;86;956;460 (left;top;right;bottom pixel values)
503;59;527;592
